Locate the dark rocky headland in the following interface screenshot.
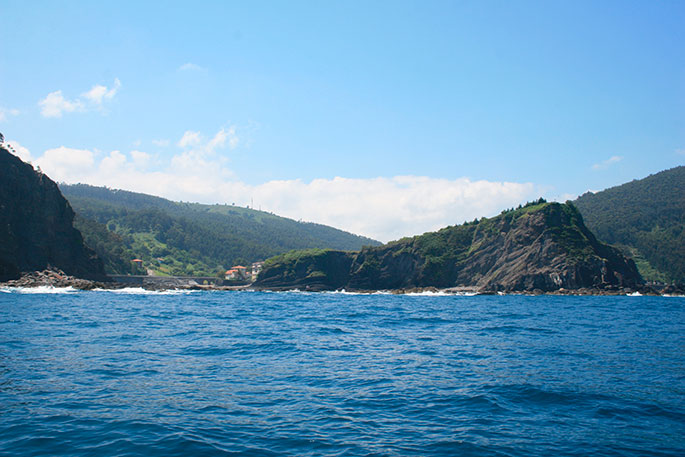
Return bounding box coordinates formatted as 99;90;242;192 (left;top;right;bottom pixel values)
254;201;656;295
0;146;107;282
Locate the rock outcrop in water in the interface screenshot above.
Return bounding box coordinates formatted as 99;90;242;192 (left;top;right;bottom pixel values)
1;269;112;290
0;146;107;281
254;202;643;293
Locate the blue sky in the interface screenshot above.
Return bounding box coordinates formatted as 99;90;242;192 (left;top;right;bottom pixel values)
1;1;683;241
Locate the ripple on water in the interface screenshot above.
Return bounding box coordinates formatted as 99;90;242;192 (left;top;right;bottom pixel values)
0;292;682;456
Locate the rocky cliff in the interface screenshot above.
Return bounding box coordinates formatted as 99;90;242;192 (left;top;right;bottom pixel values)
254;202;642;293
0;147;106;281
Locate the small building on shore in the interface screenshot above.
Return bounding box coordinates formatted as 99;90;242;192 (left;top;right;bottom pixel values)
226;266;248;281
251;261;264;281
225;269;238;280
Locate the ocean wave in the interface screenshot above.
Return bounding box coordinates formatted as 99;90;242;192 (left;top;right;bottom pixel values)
324;289;391;296
325;289;474;296
92;287;198;295
404;291;451;296
405;290;477;296
0;285;79;294
0;286;197;295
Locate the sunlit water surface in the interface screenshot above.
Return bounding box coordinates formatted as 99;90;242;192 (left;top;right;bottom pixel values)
0;289;683;456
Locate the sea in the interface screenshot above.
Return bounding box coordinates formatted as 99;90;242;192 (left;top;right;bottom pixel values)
0;288;683;457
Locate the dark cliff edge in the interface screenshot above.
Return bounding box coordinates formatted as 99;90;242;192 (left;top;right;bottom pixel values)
254;202;643;293
0;147;107;281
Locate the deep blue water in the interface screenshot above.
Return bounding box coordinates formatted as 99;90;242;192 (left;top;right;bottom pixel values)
0;289;683;457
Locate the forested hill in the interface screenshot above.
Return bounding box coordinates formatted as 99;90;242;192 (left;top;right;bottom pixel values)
60;184;380;276
574;166;684;283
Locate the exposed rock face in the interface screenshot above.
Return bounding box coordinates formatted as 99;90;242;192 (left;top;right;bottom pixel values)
0;147;107;281
254;202;643;293
256;250;353;291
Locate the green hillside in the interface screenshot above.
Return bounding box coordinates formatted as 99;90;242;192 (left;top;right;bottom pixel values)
60;184;380;277
574;166;685;283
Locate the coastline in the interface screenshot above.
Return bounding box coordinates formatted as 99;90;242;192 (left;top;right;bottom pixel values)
2;269;682;297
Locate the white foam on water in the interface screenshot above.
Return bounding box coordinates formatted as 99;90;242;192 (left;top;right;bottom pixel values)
2;286;79;294
264;289;480;297
626;292;643;297
404;290;479;296
404;291;453;296
325;289;402;296
93;287;198;295
281;288;305;294
326;289;472;296
325;289;376;296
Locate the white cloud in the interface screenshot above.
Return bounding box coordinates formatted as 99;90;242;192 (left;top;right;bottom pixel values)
152;139;170;147
0;107;20;122
206;127;239;151
676;148;685;156
39;91;84;118
82;78;121;105
178;130;202;148
177;127;238;154
130;150;151;168
247;176;537;241
100;150;128;171
39;78;120;118
33;146;96;181
227;126;239;149
208;129;227;151
179;62;205;72
591;155;623;171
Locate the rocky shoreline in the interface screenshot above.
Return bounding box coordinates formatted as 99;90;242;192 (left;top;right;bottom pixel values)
258;284;683;296
1;269;114;290
2;269;682;296
0;269;249;292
